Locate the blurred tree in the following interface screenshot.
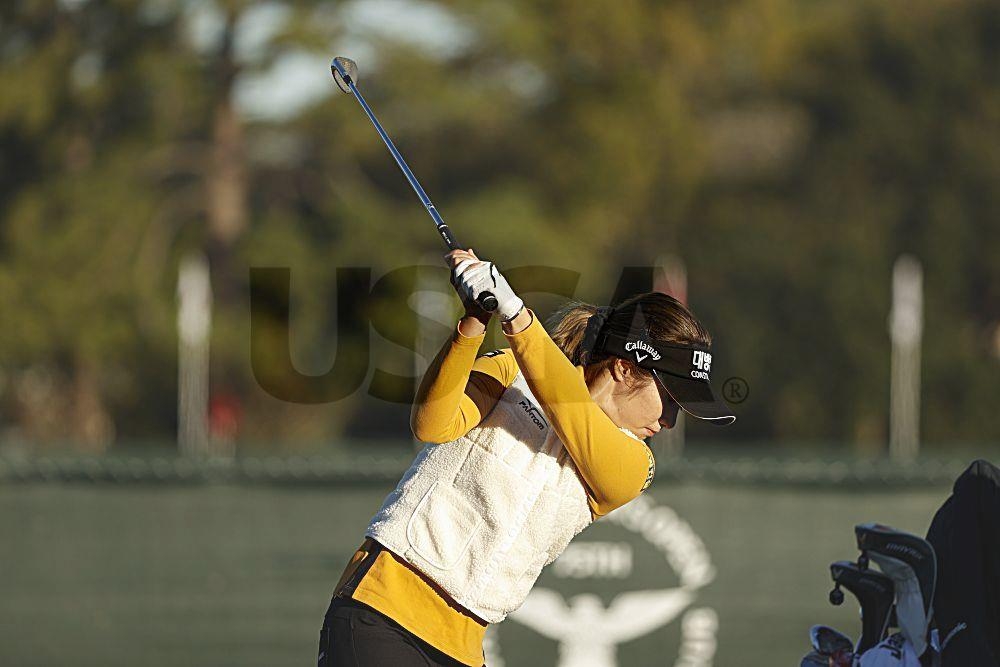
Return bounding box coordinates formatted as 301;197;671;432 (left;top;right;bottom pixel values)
0;0;996;451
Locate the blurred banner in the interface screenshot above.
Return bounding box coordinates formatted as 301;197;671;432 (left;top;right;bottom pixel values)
0;457;960;666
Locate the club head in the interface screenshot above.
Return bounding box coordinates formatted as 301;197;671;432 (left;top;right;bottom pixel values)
331;57;359;94
855;523;937;656
810;625;854;655
829;560;896;652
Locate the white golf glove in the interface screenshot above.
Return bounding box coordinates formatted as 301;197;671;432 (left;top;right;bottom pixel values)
452;259;524;322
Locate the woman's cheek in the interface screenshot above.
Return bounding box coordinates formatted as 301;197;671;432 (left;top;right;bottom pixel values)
641;387;661;424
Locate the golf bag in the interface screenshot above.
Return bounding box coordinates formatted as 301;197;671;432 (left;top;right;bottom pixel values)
801;459;1000;667
925;459;1000;666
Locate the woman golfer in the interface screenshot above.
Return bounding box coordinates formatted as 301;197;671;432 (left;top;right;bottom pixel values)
318;250;735;666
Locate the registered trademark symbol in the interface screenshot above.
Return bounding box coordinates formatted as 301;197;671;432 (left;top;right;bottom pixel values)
722;377;749;404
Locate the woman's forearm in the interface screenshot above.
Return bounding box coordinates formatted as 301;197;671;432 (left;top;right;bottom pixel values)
410;324;485;443
500;307;532;335
503;311;652;515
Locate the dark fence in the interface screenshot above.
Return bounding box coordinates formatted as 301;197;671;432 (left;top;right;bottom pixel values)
1;452;974;666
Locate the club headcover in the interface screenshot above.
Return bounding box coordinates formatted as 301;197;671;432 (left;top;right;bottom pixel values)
855;523;937;656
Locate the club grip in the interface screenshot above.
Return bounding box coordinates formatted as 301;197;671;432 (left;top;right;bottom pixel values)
440;225;498;312
477;293;499;312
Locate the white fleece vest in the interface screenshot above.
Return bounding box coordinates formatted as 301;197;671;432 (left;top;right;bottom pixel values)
366;372;604;623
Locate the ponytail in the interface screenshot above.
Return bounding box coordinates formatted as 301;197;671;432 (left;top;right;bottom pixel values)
548;301;628;387
547;301;600;366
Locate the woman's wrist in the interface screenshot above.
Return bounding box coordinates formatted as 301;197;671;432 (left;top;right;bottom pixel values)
457;314;488;338
501;307;532;335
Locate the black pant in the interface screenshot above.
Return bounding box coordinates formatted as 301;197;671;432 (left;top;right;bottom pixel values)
318;596;477;667
926;459;1000;666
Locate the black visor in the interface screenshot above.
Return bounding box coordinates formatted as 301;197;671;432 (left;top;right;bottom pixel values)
601;332;736;425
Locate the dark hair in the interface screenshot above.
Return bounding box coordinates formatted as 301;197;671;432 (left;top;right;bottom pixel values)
547;292;712;390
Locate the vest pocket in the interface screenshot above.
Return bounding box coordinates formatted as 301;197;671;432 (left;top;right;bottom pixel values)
406;480;484;571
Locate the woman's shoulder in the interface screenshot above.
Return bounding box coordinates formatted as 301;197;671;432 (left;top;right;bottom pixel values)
477;348;515;362
472;348;520;388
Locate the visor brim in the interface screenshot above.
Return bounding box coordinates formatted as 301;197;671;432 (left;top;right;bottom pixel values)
653;370;736;425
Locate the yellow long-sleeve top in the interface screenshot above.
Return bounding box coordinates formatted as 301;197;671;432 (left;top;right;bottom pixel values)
332;310;656;666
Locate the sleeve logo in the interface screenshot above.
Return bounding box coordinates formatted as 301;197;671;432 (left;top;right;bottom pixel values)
641;446;655;492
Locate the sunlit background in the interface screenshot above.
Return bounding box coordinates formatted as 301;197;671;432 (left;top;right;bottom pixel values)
1;0;998;664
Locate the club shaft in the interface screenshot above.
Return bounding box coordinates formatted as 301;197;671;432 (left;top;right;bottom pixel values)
332;58;498;312
342;77;459;251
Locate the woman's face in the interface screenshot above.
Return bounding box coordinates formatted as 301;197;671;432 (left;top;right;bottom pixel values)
603;361;678;439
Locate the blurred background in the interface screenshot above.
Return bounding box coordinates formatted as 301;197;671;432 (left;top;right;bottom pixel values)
1;0;997;665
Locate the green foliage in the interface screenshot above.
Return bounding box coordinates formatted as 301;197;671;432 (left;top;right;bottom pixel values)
1;0;997;448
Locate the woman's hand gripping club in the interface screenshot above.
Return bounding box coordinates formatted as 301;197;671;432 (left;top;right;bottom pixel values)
446;250;525;336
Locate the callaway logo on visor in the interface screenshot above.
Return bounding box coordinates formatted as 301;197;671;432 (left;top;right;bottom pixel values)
625;340;712;380
606;334;713;383
624;340;661;363
598;332;735;424
625;339;712;381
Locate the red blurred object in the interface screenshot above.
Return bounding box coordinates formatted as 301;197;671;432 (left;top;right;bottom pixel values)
209;392;242;444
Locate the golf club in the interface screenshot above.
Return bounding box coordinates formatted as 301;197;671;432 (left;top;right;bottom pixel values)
829;560;896;653
330;56;498;313
855;523;938;657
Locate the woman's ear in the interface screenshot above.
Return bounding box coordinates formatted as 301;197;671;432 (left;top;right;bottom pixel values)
610;358;629;383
